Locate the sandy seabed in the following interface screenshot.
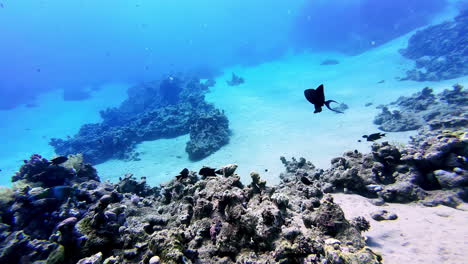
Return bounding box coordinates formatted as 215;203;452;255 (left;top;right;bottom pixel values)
333;193;468;264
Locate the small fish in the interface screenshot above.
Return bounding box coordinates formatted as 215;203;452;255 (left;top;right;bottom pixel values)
97;139;103;143
199;166;216;177
377;80;385;84
304;84;343;113
362;133;386;142
176;168;189;180
49;156;68;165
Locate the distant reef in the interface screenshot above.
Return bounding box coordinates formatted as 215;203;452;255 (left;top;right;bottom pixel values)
373;84;467;132
50;75;228;164
400;9;468;81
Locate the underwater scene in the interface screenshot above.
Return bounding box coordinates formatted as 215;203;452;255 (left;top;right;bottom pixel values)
0;0;467;263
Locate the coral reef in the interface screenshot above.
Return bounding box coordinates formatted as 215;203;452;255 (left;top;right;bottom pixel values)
374;84;467;132
186;109;230;161
400;10;468;81
281;128;468;208
50;75;230;164
0;155;380;264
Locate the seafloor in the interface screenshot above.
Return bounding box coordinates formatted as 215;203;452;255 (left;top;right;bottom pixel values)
0;11;467;264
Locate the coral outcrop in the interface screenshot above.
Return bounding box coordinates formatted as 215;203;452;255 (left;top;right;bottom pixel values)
281;128;468;208
186;109;230;161
374;84;467;132
400;10;468;81
0;155;379;264
50;75;230;164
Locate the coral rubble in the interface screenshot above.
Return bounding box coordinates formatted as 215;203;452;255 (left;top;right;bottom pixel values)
400;10;468;81
50;75;230;164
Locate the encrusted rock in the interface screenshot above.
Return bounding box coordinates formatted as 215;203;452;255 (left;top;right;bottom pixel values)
76;252;103;264
371;210;398;221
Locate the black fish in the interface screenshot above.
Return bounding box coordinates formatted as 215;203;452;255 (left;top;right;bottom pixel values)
199;167;216;177
304;84;343;113
176;168;189;180
49;156;68;165
362;133;386;142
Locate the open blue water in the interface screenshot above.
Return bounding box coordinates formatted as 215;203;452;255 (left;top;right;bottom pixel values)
0;0;466;186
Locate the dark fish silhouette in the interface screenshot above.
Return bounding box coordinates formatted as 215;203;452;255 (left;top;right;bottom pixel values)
304;84;343;113
199;166;216;177
362;133;386;142
176;168;189;180
49;156;68;165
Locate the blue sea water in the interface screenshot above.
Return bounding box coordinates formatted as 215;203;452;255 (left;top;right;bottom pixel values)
0;0;467;186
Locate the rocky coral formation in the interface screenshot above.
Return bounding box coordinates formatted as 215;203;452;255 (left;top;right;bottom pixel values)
399;10;468;81
0;155;380;264
186;109;230;161
281;128;468;208
50;75;230;164
374;84;467;132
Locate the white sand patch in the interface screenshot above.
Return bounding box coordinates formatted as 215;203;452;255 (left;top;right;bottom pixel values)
333;193;468;264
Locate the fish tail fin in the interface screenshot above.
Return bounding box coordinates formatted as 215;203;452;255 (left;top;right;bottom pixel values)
325;100;343;113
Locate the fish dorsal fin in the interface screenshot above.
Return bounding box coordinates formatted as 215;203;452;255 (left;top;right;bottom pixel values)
304;89;318;104
316;84;325;103
304;84;325;105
